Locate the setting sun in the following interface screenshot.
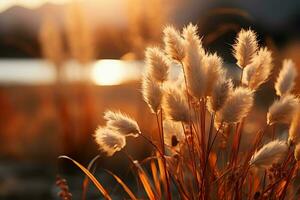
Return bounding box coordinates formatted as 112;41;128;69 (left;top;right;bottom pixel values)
91;59;141;86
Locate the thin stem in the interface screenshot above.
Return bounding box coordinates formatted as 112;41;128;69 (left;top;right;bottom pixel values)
155;113;162;148
181;123;200;193
180;61;201;194
230;118;245;168
206;113;215;159
159;109;172;200
199;98;206;161
200;122;223;199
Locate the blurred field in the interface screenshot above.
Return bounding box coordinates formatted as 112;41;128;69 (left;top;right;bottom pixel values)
0;81;158;199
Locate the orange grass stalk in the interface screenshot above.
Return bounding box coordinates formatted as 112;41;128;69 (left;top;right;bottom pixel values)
58;23;300;200
59;156;112;200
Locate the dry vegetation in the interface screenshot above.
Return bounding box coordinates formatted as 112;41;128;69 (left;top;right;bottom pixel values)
59;24;300;200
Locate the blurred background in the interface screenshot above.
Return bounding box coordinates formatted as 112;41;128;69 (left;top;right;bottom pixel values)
0;0;299;199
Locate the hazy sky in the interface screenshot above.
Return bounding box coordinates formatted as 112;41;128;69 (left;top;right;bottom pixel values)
0;0;70;12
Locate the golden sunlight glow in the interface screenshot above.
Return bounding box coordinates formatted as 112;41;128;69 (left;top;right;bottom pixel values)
91;59;136;86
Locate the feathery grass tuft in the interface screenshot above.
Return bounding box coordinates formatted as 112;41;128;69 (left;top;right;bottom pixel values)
145;47;171;83
182;23;206;99
233;29;258;68
94;126;126;156
216;87;254;123
204;53;224;95
104;110;141;137
207;76;233;113
249;140;288;168
163;85;190;122
141;74;163;114
163;25;185;61
275;59;298;97
242;47;273;90
267;95;299;125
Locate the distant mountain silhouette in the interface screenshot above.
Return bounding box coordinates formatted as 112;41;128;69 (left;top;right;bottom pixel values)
0;3;65;58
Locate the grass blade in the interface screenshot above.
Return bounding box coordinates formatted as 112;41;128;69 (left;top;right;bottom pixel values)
82;155;101;200
59;155;112;200
134;161;157;200
150;160;161;198
105;170;138;200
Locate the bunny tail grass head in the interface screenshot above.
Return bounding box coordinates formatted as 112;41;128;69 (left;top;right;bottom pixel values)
142;74;163;114
294;143;300;161
94;126;126;156
163;120;185;151
182;23;206;99
216;87;254;124
249;140;288;169
207;76;233;113
275;59;298;97
242;48;273;90
145;47;170;83
204;53;224;95
267;95;299;125
288;106;300;145
104;110;141;137
233;29;258;68
163;85;189;122
163;25;185;61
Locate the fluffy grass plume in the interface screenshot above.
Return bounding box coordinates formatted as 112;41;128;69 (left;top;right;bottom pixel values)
163;25;185;61
267;94;299;125
233;29;258;68
249;140;288;168
207;76;233;113
145;47;170;83
288;106;300;145
182;23;206;99
94;127;126;156
141;74;163;114
104;110;141;137
242;47;273;90
275;59;298;97
163;85;189;122
216;87;254;123
204;53;224;95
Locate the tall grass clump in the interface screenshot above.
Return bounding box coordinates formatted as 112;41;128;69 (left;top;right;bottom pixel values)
59;24;300;200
